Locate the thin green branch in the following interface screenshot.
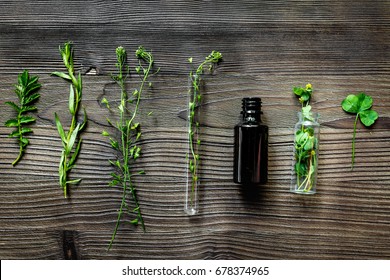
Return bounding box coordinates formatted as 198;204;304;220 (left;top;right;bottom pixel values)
105;46;157;250
52;42;87;198
5;70;41;166
186;51;222;210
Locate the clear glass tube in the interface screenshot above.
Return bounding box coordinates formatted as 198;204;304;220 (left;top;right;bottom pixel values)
291;112;320;194
184;74;201;215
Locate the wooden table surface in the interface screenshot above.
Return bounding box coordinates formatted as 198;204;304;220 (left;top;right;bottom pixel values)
0;0;389;259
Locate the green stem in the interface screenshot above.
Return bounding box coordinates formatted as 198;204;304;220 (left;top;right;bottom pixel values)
108;175;127;250
13;111;24;166
351;113;359;170
188;74;200;207
12;146;23;166
109;49;153;248
62;75;81;198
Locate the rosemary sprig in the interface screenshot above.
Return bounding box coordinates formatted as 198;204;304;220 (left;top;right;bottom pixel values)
52;42;87;198
103;46;158;250
186;51;222;211
5;70;41;166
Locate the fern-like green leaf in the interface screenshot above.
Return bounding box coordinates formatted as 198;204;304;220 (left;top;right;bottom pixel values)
4;70;41;166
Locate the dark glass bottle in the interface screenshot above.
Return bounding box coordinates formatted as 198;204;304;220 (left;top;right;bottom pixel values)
234;97;268;185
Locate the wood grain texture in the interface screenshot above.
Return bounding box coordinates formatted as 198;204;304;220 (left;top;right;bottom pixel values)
0;0;389;259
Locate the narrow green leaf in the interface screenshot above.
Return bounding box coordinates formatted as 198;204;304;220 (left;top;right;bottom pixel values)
20;137;29;147
51;71;72;81
118;103;124;113
68;138;82;168
69;84;75;115
66;123;80;153
66;179;82;185
110;138;119;150
19;116;35;124
102;130;110;136
130;219;138;225
26;75;39;87
8;130;20;137
131;122;139;130
77;72;82;97
5;101;21;112
17;71;24;86
79;106;88;131
110;172;122;180
54;113;67;143
109;160;122;170
24;93;40;105
59;151;65;175
101;97;110;109
109;179;119;187
20;105;37;113
20;127;33;134
24;83;41;97
5;119;18;127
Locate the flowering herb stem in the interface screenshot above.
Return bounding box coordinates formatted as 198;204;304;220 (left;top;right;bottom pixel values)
103;46;158;250
186;51;222;214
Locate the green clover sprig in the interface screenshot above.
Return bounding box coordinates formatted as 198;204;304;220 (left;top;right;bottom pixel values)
341;92;379;169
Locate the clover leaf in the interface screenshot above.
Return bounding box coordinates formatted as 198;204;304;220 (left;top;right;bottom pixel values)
341;92;378;169
359;110;379;126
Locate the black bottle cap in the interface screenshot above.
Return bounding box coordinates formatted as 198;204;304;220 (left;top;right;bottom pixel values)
242;97;262;115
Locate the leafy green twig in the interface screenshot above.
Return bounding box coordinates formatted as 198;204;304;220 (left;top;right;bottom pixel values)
52;42;87;198
293;83;319;192
102;46;158;250
186;51;222;212
5;70;41;166
341;92;378;169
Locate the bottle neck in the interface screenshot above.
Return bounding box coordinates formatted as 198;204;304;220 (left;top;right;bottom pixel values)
242;111;262;123
297;111;319;123
241;97;262;123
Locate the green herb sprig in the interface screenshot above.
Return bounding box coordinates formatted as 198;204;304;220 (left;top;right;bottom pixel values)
102;46;158;250
186;51;222;211
5;70;41;166
52;42;87;198
293;83;319;192
341;92;378;169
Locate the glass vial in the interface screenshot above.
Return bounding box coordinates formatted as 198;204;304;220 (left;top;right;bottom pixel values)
291;112;320;194
234;97;268;185
185;74;201;215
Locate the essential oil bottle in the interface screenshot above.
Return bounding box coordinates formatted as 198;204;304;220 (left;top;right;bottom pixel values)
233;97;268;185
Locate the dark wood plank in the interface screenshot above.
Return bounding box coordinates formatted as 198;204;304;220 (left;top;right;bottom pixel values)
0;0;389;259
